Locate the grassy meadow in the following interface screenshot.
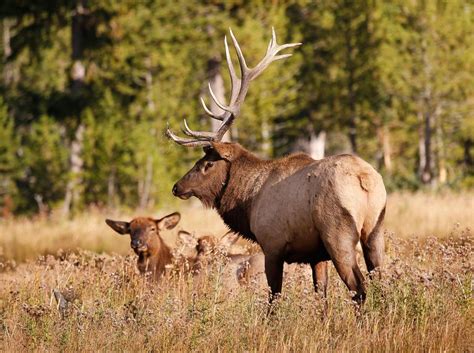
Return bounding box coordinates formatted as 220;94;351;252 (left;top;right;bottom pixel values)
0;191;473;352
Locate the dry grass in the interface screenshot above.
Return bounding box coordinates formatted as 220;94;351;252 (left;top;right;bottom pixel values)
385;191;474;238
0;191;472;263
0;205;228;263
0;232;472;352
0;191;473;352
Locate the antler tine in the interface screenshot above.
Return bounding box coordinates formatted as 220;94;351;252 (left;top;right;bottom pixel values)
271;26;277;48
183;119;217;138
200;97;224;121
166;124;211;147
248;27;302;81
224;35;241;105
228;28;249;76
166;27;301;148
208;82;232;113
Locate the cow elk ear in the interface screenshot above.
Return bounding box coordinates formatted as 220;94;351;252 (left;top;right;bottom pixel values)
178;230;197;247
210;142;236;161
157;212;181;230
105;219;130;235
219;231;239;248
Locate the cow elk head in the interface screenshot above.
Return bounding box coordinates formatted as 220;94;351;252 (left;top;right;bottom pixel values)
105;212;181;255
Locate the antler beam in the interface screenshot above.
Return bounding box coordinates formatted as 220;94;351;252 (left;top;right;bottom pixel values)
166;27;301;147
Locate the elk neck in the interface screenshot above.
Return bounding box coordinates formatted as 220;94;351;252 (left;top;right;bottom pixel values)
215;150;272;242
137;236;173;276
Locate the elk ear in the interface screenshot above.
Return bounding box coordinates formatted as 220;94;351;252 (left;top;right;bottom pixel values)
178;230;197;247
210;142;237;161
157;212;181;230
219;231;240;248
105;219;130;235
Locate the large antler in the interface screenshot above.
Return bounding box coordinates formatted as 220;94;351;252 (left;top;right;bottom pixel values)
166;27;301;147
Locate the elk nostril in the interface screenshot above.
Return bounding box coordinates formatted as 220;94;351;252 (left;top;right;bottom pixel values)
131;240;141;248
172;184;178;195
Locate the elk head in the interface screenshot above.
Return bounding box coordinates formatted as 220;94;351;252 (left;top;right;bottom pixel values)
105;213;181;255
177;229;240;257
167;28;300;205
172;142;242;207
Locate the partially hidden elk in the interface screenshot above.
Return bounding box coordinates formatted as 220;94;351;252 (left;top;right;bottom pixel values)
105;213;252;285
176;229;242;273
176;230;266;290
105;213;181;281
166;28;387;304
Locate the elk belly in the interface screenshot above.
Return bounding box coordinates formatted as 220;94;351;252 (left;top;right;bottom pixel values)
283;229;329;264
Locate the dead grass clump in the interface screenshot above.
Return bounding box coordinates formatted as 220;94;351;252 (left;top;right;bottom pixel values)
0;234;472;352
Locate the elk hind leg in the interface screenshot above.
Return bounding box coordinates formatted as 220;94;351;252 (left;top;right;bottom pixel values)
361;207;385;278
324;228;366;305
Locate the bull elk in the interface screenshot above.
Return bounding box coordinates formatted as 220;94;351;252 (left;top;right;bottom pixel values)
166;28;387;304
105;213;181;281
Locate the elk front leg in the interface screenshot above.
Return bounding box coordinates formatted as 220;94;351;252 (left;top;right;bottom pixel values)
311;260;329;298
264;255;284;303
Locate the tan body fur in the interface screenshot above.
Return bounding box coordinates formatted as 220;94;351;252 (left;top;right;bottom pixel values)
173;143;387;302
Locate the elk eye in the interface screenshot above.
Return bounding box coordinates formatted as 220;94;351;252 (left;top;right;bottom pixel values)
150;227;156;232
204;161;214;171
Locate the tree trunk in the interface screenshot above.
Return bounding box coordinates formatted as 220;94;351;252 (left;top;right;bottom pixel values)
261;121;272;157
71;0;86;95
422;110;433;184
63;123;85;216
34;194;49;218
145;57;155;112
417;102;434;185
63;0;87;217
107;167;116;210
138;58;156;209
139;155;153;210
309;131;326;160
207;57;230;142
417;109;426;180
434;106;447;184
345;33;357;154
377;125;392;172
2;19;13;85
463;139;472;168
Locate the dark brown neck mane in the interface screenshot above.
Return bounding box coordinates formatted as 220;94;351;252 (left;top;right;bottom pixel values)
215;150;272;242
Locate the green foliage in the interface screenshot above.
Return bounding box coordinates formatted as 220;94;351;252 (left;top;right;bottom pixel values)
17;116;69;213
0;99;19;214
0;0;473;215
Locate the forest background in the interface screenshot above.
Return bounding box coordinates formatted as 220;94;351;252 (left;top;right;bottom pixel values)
0;0;472;217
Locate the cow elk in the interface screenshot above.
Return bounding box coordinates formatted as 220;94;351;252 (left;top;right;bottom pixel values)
105;213;181;281
166;28;387;304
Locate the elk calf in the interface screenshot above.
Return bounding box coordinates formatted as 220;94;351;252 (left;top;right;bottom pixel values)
105;213;180;281
176;230;242;273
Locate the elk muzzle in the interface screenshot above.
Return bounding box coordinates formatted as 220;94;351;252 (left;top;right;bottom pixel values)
172;183;193;200
131;239;147;253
